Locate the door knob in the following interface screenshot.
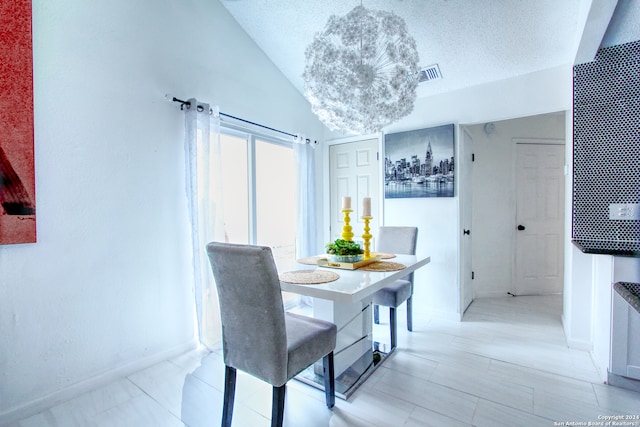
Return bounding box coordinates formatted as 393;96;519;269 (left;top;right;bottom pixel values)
463;229;470;235
517;225;526;231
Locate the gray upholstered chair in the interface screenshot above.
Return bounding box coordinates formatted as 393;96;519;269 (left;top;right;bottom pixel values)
372;226;418;350
206;242;337;427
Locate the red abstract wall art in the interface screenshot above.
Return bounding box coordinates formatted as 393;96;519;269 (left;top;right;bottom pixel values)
0;0;36;244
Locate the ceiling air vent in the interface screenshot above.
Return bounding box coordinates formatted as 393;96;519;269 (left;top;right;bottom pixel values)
415;64;442;83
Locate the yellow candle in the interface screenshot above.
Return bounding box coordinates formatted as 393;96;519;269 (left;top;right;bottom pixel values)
342;196;351;210
362;197;371;217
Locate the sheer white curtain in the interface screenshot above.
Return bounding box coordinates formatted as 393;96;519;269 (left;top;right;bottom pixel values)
184;99;225;349
184;104;316;342
293;135;317;258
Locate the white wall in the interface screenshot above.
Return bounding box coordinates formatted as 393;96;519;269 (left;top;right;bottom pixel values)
379;67;572;318
600;0;640;48
0;0;326;420
384;196;460;319
591;255;614;376
465;113;566;298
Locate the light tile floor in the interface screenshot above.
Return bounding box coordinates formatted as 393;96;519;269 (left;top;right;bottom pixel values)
7;295;640;426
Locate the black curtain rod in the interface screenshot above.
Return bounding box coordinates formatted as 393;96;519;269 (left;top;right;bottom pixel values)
172;97;314;144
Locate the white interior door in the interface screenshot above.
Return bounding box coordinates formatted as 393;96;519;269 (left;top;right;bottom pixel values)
515;142;565;295
459;128;474;313
329;139;380;243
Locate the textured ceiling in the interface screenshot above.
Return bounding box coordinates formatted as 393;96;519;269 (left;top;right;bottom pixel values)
220;0;584;99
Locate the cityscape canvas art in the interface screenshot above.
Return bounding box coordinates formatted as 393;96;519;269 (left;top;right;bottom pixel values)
0;0;36;244
384;124;455;198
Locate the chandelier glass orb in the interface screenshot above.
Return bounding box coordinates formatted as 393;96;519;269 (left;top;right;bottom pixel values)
303;5;420;134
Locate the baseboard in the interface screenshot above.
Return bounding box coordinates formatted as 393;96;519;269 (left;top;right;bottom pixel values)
0;339;198;425
607;370;640;393
473;291;514;299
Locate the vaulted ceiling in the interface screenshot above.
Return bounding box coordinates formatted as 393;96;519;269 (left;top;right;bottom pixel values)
219;0;595;100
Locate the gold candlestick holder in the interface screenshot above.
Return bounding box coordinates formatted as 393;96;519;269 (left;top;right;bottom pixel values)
362;216;373;258
341;209;354;241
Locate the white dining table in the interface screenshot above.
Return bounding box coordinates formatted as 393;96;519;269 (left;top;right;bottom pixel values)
280;254;431;398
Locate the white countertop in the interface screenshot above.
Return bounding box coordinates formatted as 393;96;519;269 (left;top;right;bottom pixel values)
279;254;431;304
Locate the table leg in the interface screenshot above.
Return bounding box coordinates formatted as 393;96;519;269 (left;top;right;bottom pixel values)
313;298;373;378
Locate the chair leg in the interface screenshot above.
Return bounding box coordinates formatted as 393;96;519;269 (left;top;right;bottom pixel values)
407;296;413;332
390;307;397;350
373;304;380;324
271;384;286;427
322;352;335;409
222;366;236;427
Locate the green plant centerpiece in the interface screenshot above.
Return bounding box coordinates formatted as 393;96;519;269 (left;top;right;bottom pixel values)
325;239;364;263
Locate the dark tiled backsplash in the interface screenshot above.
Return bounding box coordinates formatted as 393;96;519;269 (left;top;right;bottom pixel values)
572;40;640;257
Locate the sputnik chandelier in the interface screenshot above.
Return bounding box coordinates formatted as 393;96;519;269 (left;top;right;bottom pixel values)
303;4;420;134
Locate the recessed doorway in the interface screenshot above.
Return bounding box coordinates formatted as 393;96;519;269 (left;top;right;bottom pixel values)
461;112;566;300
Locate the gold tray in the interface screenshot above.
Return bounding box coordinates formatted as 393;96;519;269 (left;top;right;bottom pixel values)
317;255;381;270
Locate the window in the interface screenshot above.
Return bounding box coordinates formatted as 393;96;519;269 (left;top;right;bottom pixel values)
218;129;297;270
